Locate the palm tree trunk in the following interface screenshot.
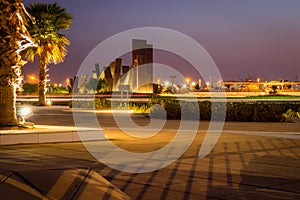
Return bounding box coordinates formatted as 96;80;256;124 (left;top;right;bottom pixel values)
0;0;36;125
0;51;22;126
0;80;17;125
38;57;47;106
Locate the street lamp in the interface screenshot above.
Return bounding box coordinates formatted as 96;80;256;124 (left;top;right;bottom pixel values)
206;82;210;90
133;55;139;92
169;75;176;93
66;78;70;86
186;77;190;84
191;81;196;90
198;79;202;88
28;74;37;83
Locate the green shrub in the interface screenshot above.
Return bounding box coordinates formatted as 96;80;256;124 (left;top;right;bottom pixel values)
211;101;226;121
181;101;200;120
70;96;300;122
198;101;211;120
164;99;181;119
149;104;166;119
282;109;300;122
130;102;150;114
95;98;111;109
22;83;38;94
71;100;94;109
147;98;300;122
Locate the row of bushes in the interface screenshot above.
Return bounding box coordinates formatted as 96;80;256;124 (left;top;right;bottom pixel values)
146;99;300;122
71;97;300;122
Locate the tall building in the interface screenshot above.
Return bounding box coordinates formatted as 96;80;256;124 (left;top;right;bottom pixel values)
131;39;153;93
98;39;154;93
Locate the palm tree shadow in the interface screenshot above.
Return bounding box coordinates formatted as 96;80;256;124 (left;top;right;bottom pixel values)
207;155;300;199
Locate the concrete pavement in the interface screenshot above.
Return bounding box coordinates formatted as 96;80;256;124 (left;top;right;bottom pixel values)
0;110;299;199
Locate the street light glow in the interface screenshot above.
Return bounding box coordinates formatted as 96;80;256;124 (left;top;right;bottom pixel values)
186;78;190;83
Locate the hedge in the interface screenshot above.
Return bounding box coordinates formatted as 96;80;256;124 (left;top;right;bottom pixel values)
71;97;300;122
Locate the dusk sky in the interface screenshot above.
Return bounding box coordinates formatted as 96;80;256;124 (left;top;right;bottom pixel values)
22;0;300;84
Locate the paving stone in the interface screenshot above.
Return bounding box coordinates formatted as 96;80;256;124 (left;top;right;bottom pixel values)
72;170;130;200
0;169;130;200
0;118;299;199
271;180;300;194
221;188;300;200
17;169;88;199
0;173;45;200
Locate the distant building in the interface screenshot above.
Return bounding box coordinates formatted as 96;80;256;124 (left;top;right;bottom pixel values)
99;39;154;93
130;39;153;93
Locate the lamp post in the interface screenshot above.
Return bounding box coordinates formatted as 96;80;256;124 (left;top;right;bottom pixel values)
169;75;176;93
66;78;70;86
186;77;190;85
191;81;196;90
198;78;202;89
134;55;139;92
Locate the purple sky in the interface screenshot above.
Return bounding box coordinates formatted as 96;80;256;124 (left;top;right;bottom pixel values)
22;0;300;84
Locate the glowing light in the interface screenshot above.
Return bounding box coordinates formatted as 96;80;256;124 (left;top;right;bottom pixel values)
28;74;38;83
19;107;32;117
46;100;52;106
198;79;202;86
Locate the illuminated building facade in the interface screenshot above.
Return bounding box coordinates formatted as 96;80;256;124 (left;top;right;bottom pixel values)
100;39;153;93
130;39;153;93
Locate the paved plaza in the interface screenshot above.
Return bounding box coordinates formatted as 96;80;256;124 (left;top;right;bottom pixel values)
0;107;299;199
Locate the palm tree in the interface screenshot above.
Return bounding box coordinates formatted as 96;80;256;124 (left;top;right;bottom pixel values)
25;3;72;105
0;0;36;125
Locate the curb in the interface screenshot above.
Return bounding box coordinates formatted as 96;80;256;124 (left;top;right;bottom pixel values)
0;126;104;145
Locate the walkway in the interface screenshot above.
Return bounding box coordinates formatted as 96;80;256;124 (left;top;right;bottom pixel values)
0;117;299;199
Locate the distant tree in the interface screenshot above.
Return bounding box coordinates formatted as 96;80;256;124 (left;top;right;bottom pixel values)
96;78;108;93
25;3;72;105
153;83;162;94
22;83;38;94
86;77;109;94
85;77;98;93
0;0;36;125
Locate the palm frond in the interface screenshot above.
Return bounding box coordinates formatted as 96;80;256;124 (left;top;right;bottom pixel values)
24;3;73;65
